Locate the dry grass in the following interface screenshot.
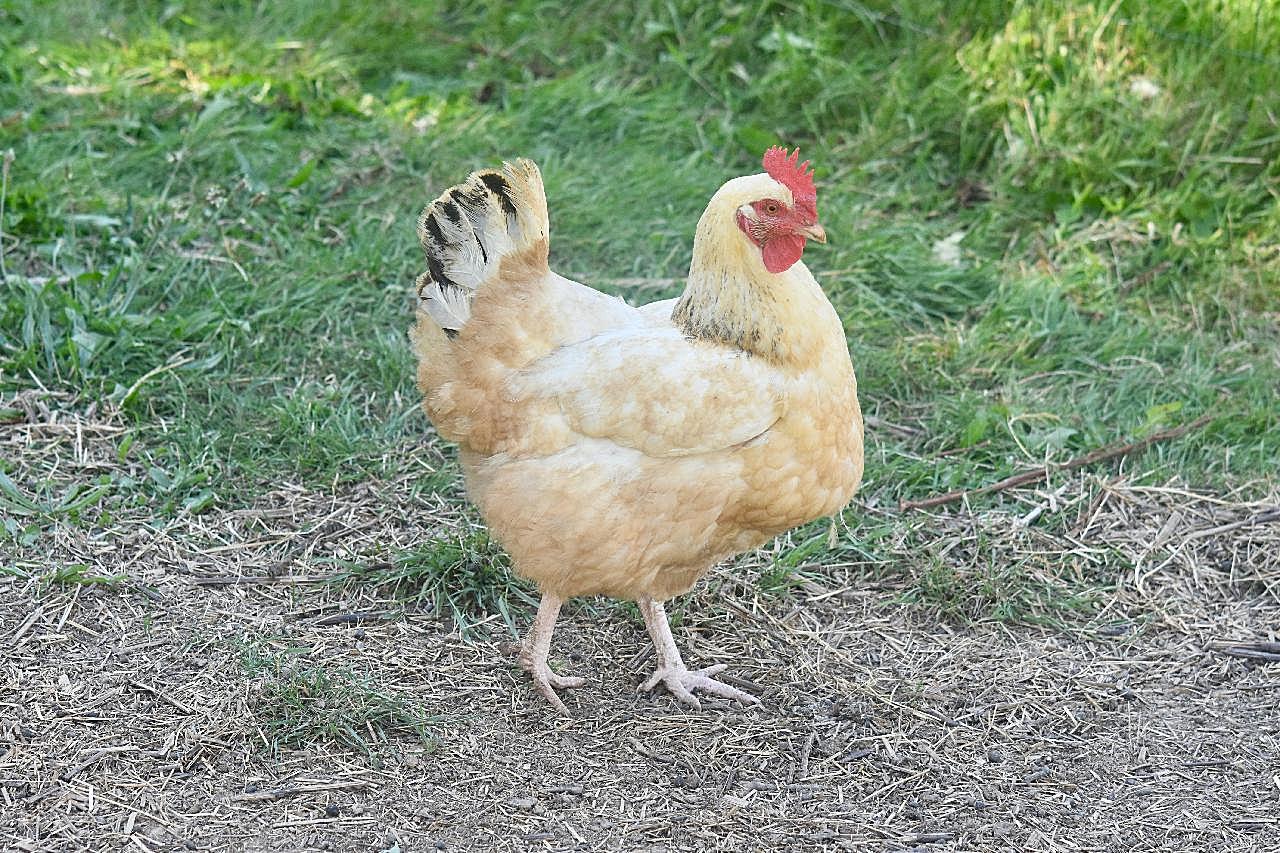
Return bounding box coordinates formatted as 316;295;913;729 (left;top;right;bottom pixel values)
3;399;1278;852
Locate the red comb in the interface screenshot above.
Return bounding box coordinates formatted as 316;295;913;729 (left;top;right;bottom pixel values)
763;146;817;220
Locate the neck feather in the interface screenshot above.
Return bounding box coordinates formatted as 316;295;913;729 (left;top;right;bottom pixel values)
673;206;828;367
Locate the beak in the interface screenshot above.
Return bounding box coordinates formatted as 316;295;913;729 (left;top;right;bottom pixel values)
798;222;827;244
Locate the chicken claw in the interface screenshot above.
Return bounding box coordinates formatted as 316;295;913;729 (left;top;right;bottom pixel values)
639;662;758;710
517;593;586;715
637;597;759;710
520;657;586;716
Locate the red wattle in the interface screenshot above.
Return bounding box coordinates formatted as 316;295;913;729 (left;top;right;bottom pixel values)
762;234;806;273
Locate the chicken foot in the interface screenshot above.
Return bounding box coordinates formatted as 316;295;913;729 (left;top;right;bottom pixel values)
517;592;586;715
637;597;759;710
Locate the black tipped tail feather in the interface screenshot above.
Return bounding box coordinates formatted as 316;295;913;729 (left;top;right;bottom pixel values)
415;159;549;336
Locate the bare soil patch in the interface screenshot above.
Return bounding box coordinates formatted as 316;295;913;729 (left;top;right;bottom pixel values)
3;404;1278;852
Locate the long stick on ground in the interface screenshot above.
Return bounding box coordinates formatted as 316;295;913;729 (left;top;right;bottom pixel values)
900;414;1214;512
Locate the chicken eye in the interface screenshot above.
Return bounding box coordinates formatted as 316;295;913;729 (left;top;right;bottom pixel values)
764;202;780;215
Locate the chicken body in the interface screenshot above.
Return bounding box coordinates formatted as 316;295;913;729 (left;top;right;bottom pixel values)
410;152;863;712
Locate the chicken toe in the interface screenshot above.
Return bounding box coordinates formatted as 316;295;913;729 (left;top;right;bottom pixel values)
519;660;586;712
639;663;758;710
637;597;759;710
517;593;586;715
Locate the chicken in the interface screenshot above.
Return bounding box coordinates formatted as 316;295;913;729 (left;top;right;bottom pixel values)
409;147;863;713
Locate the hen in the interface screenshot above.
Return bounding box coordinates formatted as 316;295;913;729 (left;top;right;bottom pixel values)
410;147;863;713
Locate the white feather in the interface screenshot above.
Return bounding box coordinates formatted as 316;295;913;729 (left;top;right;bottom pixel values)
420;281;472;330
415;158;550;333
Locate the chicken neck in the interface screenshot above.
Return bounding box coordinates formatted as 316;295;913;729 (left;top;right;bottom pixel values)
672;211;837;369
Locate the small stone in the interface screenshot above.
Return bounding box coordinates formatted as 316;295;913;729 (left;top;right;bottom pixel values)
1024;767;1051;783
987;749;1004;763
507;797;536;811
325;803;340;817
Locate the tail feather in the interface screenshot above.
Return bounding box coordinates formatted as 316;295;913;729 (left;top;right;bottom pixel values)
415;159;549;336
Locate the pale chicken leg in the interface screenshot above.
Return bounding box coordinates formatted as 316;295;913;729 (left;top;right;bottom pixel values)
637;597;759;710
517;593;586;714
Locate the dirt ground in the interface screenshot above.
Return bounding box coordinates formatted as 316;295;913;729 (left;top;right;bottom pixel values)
3;410;1279;852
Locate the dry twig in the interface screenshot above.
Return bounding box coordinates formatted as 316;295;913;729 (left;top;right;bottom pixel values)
900;415;1213;511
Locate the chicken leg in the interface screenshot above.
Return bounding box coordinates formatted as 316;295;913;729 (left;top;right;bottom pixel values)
637;597;759;710
517;593;586;715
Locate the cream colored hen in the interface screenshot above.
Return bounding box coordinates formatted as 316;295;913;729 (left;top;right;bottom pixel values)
410;147;863;713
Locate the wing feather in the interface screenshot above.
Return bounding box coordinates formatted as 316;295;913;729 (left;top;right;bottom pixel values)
507;328;785;458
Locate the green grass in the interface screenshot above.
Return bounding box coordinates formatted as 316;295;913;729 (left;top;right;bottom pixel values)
240;642;437;757
2;0;1277;617
44;562;128;589
335;528;533;635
